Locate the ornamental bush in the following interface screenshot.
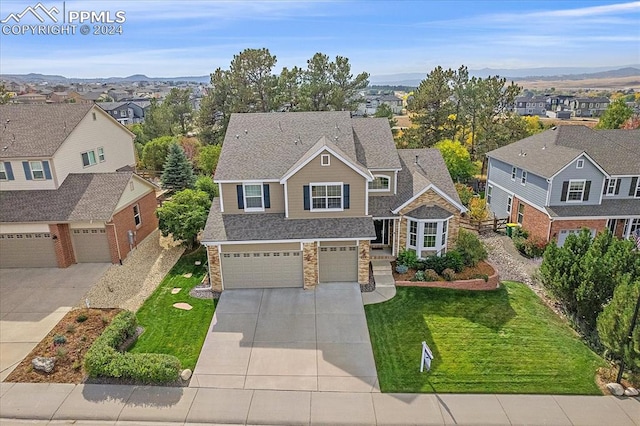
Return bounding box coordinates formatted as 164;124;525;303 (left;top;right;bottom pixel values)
442;268;456;281
455;229;488;267
397;249;419;269
84;311;181;383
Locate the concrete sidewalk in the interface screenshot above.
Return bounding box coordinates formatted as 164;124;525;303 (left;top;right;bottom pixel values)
1;382;638;425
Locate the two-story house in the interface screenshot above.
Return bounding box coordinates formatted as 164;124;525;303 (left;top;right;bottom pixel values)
514;95;547;116
566;97;610;118
0;104;158;268
201;112;465;291
486;125;639;246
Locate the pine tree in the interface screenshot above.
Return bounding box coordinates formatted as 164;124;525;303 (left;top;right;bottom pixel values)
161;143;195;191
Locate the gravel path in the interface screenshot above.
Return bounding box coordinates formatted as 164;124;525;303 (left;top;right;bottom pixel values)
481;233;565;317
79;230;185;311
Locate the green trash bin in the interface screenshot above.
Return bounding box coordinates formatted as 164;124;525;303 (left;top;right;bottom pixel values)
506;223;518;238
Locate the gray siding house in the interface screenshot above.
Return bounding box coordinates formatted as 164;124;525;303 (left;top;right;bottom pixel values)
486;125;640;246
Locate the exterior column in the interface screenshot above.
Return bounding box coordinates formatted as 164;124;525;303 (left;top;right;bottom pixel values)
49;224;75;268
206;246;222;292
358;240;370;285
303;242;318;290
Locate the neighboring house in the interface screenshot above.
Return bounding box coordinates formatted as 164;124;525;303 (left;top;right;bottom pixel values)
566;97;610;117
97;102;134;125
486;125;640;246
201;112;465;291
358;94;404;116
13;93;47;104
0;103;158;268
514;96;547;116
49;92;70;103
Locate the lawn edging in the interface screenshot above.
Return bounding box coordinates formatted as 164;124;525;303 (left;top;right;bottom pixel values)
395;262;499;290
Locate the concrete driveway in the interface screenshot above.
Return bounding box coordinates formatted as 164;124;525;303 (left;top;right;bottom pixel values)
191;283;379;392
0;264;110;381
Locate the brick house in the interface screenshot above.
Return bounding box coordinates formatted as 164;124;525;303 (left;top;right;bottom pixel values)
0;104;158;268
486;125;640;246
201;112;465;291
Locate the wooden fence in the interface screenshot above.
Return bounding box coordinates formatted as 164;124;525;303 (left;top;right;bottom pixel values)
459;216;508;234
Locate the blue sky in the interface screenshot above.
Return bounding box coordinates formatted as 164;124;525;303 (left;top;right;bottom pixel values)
1;0;639;78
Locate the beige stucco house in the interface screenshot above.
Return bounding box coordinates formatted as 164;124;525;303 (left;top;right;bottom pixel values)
0;103;158;268
201;111;466;291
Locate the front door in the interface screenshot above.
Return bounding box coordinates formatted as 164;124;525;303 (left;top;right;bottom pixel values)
373;219;391;245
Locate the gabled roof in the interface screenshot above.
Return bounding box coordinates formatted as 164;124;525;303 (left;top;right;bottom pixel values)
214;112;399;181
0;103;94;159
96;101;128;111
487;126;640;178
0;172;136;223
546;199;640;218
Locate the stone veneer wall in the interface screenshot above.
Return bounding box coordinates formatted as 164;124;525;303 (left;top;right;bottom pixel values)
358;240;370;285
397;189;461;253
303;242;318;290
206;246;222;292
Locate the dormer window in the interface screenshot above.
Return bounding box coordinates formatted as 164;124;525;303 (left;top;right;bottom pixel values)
321;154;330;166
576;159;584;169
369;175;390;191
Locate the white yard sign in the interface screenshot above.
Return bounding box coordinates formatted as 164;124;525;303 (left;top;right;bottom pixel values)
420;341;434;372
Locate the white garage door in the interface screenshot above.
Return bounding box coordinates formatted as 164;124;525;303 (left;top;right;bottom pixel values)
557;228;596;247
0;233;57;268
72;229;111;263
221;251;303;289
319;246;358;282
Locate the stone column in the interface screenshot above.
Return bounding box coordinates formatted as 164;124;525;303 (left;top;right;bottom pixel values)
358;240;370;285
206;246;222;292
303;242;318;290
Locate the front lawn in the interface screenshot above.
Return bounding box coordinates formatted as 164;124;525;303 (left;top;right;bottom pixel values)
129;248;215;370
365;281;606;394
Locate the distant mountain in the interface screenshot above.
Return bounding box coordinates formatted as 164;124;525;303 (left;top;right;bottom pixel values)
369;65;640;87
0;73;211;84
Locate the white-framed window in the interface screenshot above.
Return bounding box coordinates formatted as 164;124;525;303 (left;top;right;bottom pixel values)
441;220;448;246
0;163;7;181
486;185;493;204
408;220;418;248
120;110;127;117
97;147;105;162
521;170;527;185
369;175;390;191
243;183;264;211
423;222;437;248
311;183;342;210
567;179;586;202
517;203;525;225
635;178;640;198
511;167;517;181
507;196;512;214
30;161;45;180
576;159;584;169
321;154;330;166
605;178;617;195
133;204;141;227
81;150;97;167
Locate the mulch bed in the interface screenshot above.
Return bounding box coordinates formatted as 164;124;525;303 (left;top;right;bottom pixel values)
4;308;120;384
392;260;495;282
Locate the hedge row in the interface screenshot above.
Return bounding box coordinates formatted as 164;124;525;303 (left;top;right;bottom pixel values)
84;311;181;383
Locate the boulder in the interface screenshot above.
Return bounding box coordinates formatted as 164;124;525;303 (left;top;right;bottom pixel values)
624;387;639;396
32;356;56;373
606;382;625;396
181;369;192;380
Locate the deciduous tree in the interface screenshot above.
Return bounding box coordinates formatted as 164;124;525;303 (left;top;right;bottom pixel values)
197;144;221;175
156;189;211;249
141;136;175;171
434;139;477;182
596;98;634;129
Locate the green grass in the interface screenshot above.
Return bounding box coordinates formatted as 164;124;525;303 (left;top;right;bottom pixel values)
365;281;606;394
129;248;215;370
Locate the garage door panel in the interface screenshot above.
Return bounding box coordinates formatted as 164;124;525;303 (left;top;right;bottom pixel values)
0;233;57;268
319;246;358;282
221;251;303;289
72;229;111;263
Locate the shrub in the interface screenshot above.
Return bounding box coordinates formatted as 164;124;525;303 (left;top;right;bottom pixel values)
66;323;76;334
442;268;456;281
396;249;419;269
412;271;426;281
55;347;68;361
512;226;529;239
422;255;446;275
455;183;474;207
84;311;181;383
513;231;548;259
443;250;465;273
455;229;488;267
53;335;67;345
424;269;441;281
395;264;409;274
75;314;88;323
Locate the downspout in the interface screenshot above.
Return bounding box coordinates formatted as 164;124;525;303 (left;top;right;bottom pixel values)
108;221;123;265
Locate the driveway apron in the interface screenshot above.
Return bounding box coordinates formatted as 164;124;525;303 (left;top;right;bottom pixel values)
191;282;379;392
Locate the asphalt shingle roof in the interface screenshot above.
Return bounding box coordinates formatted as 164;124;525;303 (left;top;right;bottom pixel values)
214;112;400;181
405;205;454;220
201;200;376;242
0;172;133;223
0;103;94;159
487;126;640;177
546;198;640;218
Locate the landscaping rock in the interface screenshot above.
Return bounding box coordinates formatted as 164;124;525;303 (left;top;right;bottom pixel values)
181;368;192;380
173;302;193;310
182;273;192;278
606;382;625;396
194;261;201;266
624;387;639;396
171;288;181;294
32;357;56;373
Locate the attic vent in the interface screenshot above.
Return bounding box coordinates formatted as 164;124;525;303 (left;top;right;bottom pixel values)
244;129;248;134
415;155;419;165
542;144;546;150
